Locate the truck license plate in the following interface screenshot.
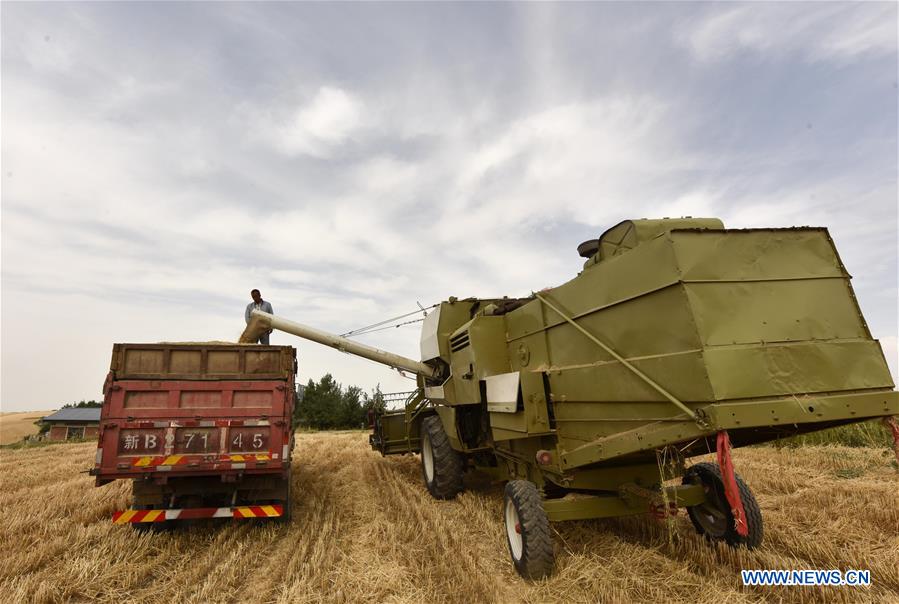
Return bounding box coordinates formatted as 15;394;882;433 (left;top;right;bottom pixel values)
118;429;165;455
174;428;220;454
228;427;269;452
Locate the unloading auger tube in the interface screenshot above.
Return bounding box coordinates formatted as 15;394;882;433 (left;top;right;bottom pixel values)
249;310;439;379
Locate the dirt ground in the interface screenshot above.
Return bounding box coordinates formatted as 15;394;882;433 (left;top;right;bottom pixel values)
0;432;896;603
0;411;52;445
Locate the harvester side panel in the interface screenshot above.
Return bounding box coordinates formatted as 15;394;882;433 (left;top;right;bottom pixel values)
503;227;897;468
702;340;892;400
508;234;683;344
672;229;895;398
675;228;852;285
449;316;514;405
506;235;713;456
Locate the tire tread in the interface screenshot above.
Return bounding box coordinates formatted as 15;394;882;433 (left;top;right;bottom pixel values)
421;416;464;500
505;480;554;580
684;461;763;549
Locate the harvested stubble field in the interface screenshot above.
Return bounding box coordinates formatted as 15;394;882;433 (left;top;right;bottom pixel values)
1;432;897;604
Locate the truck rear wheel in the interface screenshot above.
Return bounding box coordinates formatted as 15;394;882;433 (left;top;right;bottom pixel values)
503;480;554;580
130;485;170;533
420;416;464;500
683;462;763;549
130;504;153;533
277;468;293;523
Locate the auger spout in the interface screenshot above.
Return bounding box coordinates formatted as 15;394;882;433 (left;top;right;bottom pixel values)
244;310;439;379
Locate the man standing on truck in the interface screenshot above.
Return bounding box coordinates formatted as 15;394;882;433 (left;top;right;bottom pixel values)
245;289;274;344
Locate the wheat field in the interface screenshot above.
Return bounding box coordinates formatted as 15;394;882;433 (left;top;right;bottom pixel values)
0;411;51;445
1;432;897;604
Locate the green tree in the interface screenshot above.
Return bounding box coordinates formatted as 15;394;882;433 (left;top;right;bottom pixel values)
294;375;382;429
339;385;364;428
297;374;345;429
62;400;102;408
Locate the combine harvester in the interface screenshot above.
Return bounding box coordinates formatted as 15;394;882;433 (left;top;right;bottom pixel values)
245;218;898;578
91;343;297;527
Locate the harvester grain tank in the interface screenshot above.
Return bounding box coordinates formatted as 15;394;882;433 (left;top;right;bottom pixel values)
249;217;899;579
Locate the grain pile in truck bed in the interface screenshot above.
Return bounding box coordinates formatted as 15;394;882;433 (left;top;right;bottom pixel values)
157;341;243;345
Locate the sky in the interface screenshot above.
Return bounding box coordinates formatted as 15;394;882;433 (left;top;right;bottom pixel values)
1;2;897;411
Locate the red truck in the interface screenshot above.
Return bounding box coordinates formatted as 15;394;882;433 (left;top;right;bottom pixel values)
91;343;297;527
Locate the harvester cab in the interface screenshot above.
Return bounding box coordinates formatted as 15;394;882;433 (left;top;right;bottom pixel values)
249;217;899;579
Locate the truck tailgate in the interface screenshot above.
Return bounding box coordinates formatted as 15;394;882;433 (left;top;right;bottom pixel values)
94;378;292;482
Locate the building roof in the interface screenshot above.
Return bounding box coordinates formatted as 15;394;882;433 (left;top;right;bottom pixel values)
42;408;101;422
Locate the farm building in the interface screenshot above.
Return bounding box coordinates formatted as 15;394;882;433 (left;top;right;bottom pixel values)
41;408;101;441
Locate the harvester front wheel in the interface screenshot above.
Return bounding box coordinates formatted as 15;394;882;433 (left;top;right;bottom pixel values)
683;462;763;549
420;416;464;500
503;480;555;580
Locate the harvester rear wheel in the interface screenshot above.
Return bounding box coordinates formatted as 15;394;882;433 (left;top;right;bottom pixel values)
503;480;555;580
420;416;464;500
683;462;763;549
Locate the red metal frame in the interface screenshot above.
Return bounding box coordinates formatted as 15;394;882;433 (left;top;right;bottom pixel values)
105;379;288;418
93;376;294;483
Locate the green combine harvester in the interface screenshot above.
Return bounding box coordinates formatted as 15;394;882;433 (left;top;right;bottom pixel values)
249;217;898;579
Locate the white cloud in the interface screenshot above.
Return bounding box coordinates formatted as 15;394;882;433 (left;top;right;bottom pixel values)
1;3;895;411
436;95;701;244
352;156;419;195
680;4;896;63
276;86;365;158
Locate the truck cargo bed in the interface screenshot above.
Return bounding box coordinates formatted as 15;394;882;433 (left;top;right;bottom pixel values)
92;343;297;524
109;342;295;381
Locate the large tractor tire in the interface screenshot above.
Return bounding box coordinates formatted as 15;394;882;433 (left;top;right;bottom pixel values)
503;480;555;580
683;462;763;549
420;415;464;500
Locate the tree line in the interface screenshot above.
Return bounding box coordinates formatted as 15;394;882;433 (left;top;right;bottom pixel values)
294;374;387;430
40;384;384;432
63;400;103;408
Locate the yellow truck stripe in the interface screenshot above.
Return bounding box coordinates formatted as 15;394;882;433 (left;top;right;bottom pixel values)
261;505;279;517
161;455;183;466
115;510;137;524
230;455;245;462
134;457;153;467
144;510;163;522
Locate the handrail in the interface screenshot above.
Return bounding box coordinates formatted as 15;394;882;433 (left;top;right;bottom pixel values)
403;388;427;451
